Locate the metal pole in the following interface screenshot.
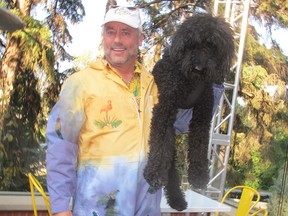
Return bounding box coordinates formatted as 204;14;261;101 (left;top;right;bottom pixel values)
209;0;251;200
219;0;251;199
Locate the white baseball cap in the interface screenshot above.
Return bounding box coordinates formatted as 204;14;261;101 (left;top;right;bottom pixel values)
103;6;142;31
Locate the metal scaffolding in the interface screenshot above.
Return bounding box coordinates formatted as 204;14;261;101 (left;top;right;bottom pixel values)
207;0;251;201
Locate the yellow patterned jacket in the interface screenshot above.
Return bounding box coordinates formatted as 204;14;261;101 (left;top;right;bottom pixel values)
46;57;160;216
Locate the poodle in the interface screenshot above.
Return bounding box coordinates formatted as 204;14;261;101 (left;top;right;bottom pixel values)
144;13;235;211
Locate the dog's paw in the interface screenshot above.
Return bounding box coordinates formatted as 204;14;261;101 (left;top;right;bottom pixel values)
170;200;188;212
166;193;188;211
188;169;209;189
147;186;160;194
144;166;169;188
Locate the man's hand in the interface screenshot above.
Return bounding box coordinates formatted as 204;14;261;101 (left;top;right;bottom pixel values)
53;211;72;216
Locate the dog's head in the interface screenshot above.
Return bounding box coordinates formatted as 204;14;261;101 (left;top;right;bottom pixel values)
169;13;235;84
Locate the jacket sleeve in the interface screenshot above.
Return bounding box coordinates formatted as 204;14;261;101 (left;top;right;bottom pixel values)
46;76;85;214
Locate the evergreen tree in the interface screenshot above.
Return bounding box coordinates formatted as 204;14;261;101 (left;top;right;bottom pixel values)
0;0;84;191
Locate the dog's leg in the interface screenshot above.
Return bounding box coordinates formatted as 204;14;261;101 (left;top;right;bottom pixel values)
164;156;188;211
187;86;214;189
144;57;181;188
144;100;178;188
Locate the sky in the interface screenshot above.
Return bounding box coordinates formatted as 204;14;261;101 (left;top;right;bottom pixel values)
65;0;105;58
272;28;288;53
65;0;288;67
255;23;288;56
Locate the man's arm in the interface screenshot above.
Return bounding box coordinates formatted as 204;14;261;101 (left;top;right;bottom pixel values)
46;76;85;214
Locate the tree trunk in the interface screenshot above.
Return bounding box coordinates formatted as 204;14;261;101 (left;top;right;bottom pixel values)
0;0;31;127
0;36;23;127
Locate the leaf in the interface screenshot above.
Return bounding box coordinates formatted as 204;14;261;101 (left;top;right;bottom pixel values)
111;120;122;128
4;134;14;142
95;120;106;129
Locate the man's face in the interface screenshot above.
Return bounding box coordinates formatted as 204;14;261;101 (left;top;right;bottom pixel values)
103;22;143;67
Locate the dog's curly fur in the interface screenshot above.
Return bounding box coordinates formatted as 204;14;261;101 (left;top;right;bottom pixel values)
144;13;235;211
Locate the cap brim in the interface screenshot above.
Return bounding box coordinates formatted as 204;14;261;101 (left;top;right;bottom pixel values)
103;19;139;29
0;7;23;31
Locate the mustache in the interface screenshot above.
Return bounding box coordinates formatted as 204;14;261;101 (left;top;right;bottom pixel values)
111;42;125;49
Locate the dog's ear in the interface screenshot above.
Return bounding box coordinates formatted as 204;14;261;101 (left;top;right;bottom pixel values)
214;21;235;83
210;58;232;83
169;34;186;62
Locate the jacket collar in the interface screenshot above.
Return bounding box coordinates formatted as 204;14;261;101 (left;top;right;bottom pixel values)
89;57;154;90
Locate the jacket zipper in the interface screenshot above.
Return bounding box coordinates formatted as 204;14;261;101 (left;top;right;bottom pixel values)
132;97;141;125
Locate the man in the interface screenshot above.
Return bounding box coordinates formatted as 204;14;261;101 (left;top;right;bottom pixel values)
46;6;160;216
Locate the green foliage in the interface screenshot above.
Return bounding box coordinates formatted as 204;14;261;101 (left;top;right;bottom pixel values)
244;148;267;189
175;133;190;190
268;162;288;215
0;0;84;191
175;133;189;177
252;0;288;28
11;15;54;75
228;20;288;190
44;0;85;61
0;70;46;191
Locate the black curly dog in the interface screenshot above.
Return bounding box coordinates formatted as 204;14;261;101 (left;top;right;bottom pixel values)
144;13;235;211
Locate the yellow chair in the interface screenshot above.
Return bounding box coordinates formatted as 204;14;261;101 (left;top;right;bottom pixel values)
28;173;52;216
251;208;268;216
216;185;261;216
